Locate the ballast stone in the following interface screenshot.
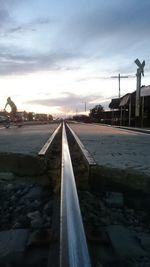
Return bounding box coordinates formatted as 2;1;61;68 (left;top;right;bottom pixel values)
105;192;124;208
107;225;148;258
0;229;30;265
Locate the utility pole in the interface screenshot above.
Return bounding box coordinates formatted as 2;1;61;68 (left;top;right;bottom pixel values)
84;102;86;112
111;74;129;98
134;58;145;118
82;101;87;112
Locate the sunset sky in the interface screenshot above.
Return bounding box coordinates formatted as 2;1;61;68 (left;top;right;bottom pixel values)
0;0;150;117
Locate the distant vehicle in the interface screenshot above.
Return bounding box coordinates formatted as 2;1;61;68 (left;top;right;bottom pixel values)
0;114;23;128
0;115;9;122
0;115;10;128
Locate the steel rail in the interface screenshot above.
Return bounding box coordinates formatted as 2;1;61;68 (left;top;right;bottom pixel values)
66;123;96;166
60;122;91;267
38;124;62;156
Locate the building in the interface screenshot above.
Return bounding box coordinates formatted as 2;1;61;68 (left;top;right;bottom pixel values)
107;86;150;127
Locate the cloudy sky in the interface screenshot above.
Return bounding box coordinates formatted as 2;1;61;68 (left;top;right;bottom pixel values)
0;0;150;117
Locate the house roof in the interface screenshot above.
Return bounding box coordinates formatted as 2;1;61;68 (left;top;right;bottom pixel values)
119;93;131;107
109;98;120;109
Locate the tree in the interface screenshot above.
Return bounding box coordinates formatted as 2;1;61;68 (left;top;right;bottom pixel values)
27;112;34;121
48;114;53;121
89;104;104;121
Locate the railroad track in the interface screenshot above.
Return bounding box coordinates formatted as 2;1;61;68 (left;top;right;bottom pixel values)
0;121;94;267
1;122;150;267
38;121;93;267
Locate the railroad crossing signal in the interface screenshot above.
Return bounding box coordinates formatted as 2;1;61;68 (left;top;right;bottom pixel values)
134;58;145;117
135;59;145;76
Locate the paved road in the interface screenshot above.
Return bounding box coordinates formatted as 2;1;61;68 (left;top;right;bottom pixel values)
68;123;150;176
0;123;59;156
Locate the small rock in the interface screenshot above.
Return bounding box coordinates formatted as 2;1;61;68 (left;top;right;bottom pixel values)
136;233;150;251
100;217;110;226
12;222;21;229
27;211;41;220
10;195;16;202
23;186;42;200
27;211;42;229
105;192;124;208
27;229;58;247
107;225;147;257
30;200;41;210
6;183;14;191
0;172;15;181
0;229;30;265
18;216;30;228
44;200;53;216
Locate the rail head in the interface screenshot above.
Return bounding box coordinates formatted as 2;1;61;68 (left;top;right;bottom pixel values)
38;124;62;156
60;122;91;267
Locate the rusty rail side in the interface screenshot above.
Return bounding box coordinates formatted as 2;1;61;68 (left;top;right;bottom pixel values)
38;124;62;156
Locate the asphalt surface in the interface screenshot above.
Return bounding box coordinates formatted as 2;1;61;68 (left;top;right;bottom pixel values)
68;123;150;176
1;122;150;176
0;123;59;156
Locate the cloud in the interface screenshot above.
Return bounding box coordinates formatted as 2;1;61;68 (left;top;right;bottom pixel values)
6;17;53;34
0;0;150;77
24;92;95;106
23;92;105;112
0;0;24;28
0;6;11;27
60;0;150;59
0;45;83;75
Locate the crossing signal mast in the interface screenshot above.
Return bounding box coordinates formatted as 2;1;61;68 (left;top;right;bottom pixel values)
134;58;145;117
